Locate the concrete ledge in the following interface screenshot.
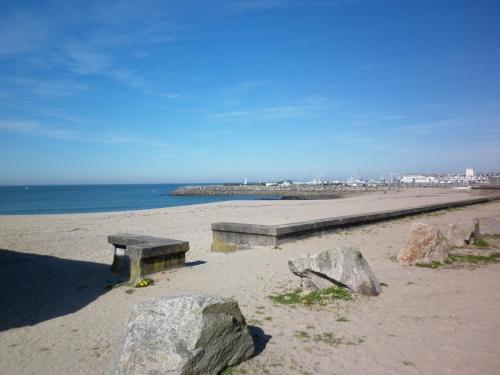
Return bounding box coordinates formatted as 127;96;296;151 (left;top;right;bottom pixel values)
108;233;189;281
211;196;500;252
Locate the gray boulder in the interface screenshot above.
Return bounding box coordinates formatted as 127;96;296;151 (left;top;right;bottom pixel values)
113;294;255;375
478;216;500;236
288;248;381;296
398;222;450;265
445;219;480;247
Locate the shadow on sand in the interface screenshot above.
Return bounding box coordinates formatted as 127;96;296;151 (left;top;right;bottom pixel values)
0;248;117;332
248;325;272;356
185;260;207;267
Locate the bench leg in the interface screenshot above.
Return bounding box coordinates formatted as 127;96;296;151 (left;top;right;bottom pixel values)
111;246;130;275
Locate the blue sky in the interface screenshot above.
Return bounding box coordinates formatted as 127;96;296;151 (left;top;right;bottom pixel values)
0;0;499;184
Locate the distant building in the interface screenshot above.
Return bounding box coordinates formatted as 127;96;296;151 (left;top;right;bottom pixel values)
465;168;474;181
401;175;438;184
278;180;294;187
489;176;500;185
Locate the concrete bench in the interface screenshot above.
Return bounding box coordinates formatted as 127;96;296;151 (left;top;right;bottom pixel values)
108;233;189;282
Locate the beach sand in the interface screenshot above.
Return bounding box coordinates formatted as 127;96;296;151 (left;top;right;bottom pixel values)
1;188;499;374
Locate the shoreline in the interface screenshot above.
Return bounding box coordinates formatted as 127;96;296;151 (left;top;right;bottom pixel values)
0;187;471;220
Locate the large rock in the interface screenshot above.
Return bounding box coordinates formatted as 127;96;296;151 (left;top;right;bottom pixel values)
288;248;381;296
398;223;450;265
113;294;255;375
445;219;480;247
478;216;500;236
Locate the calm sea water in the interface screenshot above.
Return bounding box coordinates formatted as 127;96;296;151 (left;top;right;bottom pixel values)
0;184;274;215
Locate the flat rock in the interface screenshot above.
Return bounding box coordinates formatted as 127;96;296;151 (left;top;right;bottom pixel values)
113;294;255;375
288;248;381;296
478;216;500;236
398;223;450;265
445;219;480;247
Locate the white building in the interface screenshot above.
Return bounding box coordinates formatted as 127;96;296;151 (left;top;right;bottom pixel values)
401;175;438;184
465;168;475;181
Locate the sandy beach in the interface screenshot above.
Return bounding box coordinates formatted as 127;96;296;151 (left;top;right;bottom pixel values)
1;188;500;375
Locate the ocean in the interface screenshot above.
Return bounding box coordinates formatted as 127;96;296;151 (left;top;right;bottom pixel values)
0;184;273;215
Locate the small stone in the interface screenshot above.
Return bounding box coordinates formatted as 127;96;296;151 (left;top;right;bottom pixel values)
288;247;381;296
398;223;450;265
113;294;255;375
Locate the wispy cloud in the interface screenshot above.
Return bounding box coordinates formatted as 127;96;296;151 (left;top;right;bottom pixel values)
0;12;49;56
10;77;88;98
63;44;112;75
212;106;308;121
0;118;175;152
0;2;182;100
0;119;79;140
401;118;456;135
211;95;333;122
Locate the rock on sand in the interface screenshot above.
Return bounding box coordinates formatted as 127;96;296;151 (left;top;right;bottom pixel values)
398;222;450;265
445;219;480;247
478;216;500;236
113;294;255;375
288;248;381;296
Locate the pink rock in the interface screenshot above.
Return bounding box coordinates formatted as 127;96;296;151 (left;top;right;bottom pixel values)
398;223;450;265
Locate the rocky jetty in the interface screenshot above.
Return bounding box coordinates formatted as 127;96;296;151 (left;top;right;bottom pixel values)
170;184;388;199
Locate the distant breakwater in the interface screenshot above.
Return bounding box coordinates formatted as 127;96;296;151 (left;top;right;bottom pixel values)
170;184;392;199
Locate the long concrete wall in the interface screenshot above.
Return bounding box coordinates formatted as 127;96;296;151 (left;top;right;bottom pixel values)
211;195;500;253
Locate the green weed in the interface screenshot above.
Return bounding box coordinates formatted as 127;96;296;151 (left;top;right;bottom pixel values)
269;286;352;306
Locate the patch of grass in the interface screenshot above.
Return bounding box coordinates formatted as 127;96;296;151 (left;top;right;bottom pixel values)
313;332;341;346
379;282;388;287
264;316;272;321
313;332;363;347
415;261;442;269
269;286;352;306
125;289;135;294
475;237;490;248
417;251;500;268
321;286;353;300
295;330;363;347
336;316;349;322
294;330;311;340
448;252;500;264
